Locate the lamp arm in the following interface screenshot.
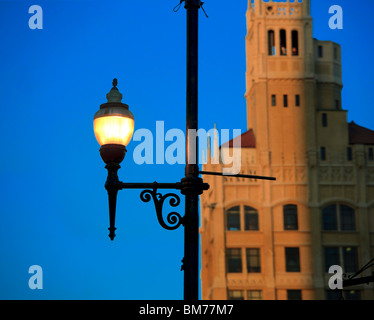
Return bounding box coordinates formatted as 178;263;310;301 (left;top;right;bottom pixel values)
199;170;276;181
140;188;184;231
117;181;186;232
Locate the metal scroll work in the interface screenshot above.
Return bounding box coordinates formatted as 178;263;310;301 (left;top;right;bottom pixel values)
140;188;184;231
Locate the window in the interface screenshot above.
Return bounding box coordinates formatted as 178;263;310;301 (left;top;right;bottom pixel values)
320;147;326;161
246;248;261;273
247;290;263;300
326;290;341;300
285;247;300;272
324;247;340;272
226;205;259;231
369;148;374;161
343;247;358;273
334;47;338;60
318;45;323;58
292;30;299;56
335;99;340;110
283;95;288;107
268;30;275;56
228;290;244;300
283;205;298;230
271;94;276;107
280;29;287;55
295;94;300;107
326;290;361;300
226;206;240;231
287;290;302;300
344;290;361;300
322;205;337;231
347;147;353;161
322;113;327;127
324;247;359;274
322;204;356;231
244;206;259;230
226;249;242;273
340;205;355;231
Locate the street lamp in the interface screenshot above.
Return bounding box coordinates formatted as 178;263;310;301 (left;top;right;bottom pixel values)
93;0;275;300
93;82;134;147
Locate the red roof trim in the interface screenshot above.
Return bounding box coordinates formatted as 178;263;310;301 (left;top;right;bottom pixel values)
221;129;256;148
349;121;374;145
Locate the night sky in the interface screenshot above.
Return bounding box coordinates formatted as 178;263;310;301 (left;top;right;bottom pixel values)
0;0;372;299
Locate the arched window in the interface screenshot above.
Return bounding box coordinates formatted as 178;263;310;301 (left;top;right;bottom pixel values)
292;30;299;56
268;30;275;56
226;206;240;231
244;206;259;230
280;29;287;55
340;205;355;230
225;205;259;231
322;204;356;231
322;205;337;230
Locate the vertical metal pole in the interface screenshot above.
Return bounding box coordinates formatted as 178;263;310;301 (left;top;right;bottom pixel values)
183;0;200;301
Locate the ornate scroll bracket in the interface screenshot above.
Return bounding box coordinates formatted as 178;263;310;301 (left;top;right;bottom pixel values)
140;187;184;231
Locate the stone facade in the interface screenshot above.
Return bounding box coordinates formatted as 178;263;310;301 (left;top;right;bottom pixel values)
200;0;374;300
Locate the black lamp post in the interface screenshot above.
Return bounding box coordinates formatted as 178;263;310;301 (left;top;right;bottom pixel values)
93;0;275;300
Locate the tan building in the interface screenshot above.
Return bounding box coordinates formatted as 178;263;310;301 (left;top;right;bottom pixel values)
200;0;374;300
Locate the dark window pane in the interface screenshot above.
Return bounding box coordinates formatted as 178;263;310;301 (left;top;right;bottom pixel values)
268;30;275;56
226;206;240;231
271;94;276;106
283;204;298;230
285;247;300;272
280;29;287;55
324;247;340;272
287;290;302;300
344;290;361;300
320;147;326;161
244;206;259;230
246;248;261;273
247;290;263;300
369;148;374;161
292;30;299;56
226;249;242;273
318;45;323;58
228;290;244;300
283;95;288;107
322;205;337;230
326;290;341;300
335;100;340;110
343;247;358;273
322;113;327;127
295;94;300;107
347;148;353;161
340;205;355;231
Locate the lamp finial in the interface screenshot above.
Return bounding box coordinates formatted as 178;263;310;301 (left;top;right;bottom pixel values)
106;78;123;103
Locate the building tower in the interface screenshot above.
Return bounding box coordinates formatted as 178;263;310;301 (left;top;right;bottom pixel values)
200;0;374;300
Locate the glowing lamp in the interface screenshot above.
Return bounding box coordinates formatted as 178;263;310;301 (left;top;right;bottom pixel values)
93;79;134;165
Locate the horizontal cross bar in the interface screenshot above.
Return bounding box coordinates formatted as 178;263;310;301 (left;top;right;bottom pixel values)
119;182;182;190
343;275;374;287
199;171;276;181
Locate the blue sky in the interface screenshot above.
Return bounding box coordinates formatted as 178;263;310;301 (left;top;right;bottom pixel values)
0;0;372;299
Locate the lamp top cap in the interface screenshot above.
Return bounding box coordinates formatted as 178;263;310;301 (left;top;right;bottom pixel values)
106;78;123;103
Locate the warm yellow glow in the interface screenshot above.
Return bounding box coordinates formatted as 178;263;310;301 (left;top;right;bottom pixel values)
94;116;134;146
